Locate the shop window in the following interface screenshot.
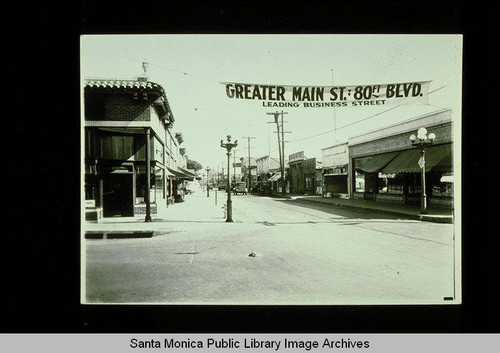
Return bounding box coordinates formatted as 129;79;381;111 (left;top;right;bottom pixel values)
378;173;403;194
135;166;156;204
432;183;453;197
355;171;365;192
429;173;453;197
155;168;164;200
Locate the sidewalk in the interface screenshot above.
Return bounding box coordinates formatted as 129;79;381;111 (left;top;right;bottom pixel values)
290;194;454;223
84;189;226;235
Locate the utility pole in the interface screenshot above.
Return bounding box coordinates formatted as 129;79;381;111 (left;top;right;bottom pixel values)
280;110;288;196
267;111;290;196
241;136;256;192
232;149;239;184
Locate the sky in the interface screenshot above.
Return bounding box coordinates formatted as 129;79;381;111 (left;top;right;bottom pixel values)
80;34;462;172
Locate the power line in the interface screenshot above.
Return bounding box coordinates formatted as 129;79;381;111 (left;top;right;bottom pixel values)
106;52;218;83
289;85;449;143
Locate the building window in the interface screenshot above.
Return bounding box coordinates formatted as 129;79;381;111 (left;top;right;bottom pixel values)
135;166;156;204
378;173;404;194
429;173;453;197
84;174;96;203
432;182;453;197
355;171;365;192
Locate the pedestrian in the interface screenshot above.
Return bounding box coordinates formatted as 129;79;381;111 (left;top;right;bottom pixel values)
322;182;327;198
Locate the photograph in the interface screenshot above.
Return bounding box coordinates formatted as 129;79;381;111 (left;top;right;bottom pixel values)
80;34;462;305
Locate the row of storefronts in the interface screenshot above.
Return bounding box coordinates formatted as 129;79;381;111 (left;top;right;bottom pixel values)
83;74;199;222
254;108;454;209
348;108;453;208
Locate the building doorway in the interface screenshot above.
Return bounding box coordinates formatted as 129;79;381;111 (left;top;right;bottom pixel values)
103;173;134;217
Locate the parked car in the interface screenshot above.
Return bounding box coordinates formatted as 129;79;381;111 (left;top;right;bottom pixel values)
233;182;248;195
217;179;227;191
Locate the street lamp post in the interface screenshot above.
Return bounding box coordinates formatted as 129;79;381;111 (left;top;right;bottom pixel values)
220;135;238;222
410;127;436;214
205;166;210;197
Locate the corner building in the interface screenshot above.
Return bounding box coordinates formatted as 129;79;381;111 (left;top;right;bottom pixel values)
83;77;189;221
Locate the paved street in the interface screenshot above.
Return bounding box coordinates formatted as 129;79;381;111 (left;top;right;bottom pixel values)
84;190;457;305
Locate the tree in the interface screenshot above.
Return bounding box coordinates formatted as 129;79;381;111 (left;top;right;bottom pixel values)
187;159;202;171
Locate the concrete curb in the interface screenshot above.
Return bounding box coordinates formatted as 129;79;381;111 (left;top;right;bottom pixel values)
294;198;453;224
85;231;154;239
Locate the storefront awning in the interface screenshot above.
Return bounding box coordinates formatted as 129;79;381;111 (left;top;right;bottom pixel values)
178;166;198;179
166;166;194;181
165;168;174;177
381;143;452;174
324;163;348;176
269;171;285;182
440;174;454;183
356;152;400;173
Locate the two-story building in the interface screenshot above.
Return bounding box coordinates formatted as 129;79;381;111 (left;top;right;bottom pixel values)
84;73;192;221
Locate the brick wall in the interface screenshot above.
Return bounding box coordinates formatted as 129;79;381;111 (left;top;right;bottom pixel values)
86;92;152;122
104;94;151;121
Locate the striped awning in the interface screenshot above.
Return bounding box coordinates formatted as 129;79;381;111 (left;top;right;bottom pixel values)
178;166;197;179
166;167;194;181
381;144;452;174
356;152;400;173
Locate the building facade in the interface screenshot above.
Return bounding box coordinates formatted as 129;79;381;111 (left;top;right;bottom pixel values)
84;76;192;221
240;157;258;190
288;151;322;195
348;109;453;208
254;155;281;194
321;142;349;198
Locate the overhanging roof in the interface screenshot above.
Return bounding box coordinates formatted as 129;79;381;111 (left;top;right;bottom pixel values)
84;78;175;124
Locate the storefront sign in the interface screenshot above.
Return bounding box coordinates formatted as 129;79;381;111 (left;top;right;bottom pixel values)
222;81;430;108
289;151;305;163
